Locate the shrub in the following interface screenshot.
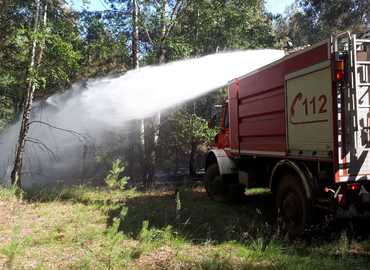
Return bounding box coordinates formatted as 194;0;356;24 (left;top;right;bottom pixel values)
104;159;130;190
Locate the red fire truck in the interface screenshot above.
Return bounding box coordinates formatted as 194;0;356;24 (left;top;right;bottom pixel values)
205;33;370;236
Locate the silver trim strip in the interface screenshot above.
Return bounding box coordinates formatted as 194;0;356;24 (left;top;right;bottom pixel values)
285;60;331;80
239;150;286;156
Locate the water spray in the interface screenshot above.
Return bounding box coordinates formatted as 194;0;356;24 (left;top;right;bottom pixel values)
0;49;284;186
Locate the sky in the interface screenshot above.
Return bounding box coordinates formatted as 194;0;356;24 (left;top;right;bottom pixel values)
67;0;295;15
265;0;295;14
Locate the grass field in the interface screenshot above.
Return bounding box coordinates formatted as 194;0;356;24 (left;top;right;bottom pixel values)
1;184;370;269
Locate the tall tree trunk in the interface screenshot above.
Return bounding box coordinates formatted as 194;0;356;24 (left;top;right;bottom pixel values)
189;104;197;178
158;0;168;63
10;0;46;187
127;0;141;181
141;0;186;188
142;0;169;188
132;0;139;69
143;118;155;188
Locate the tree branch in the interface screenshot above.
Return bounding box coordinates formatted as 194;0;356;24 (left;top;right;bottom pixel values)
138;4;154;46
165;0;186;38
25;137;57;160
27;120;91;143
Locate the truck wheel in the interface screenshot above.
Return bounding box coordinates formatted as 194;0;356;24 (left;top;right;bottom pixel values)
276;174;309;238
205;164;227;201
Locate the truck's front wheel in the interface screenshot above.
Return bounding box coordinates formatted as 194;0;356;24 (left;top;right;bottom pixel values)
205;164;227;201
276;174;309;237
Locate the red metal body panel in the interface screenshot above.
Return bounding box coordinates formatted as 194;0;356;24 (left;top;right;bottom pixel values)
228;42;331;157
229;82;239;152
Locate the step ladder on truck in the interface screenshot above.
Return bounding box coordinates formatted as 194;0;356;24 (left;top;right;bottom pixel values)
331;32;370;219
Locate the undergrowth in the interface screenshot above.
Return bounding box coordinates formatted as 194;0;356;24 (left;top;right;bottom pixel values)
1;174;370;269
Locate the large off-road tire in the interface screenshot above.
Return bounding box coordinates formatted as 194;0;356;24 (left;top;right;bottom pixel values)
205;164;228;201
275;174;310;238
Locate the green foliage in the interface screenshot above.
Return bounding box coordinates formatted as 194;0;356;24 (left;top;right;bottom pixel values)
275;0;370;48
139;220;174;244
0;226;31;269
157;103;219;176
99;216;130;268
0;2;130;131
41;31;82;89
0;96;15;132
105;159;130;190
0;185;24;201
171;110;218;148
299;0;370;36
79;11;129;76
191;114;218;144
173;0;275;56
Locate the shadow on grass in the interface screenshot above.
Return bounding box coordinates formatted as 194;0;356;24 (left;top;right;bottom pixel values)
21;184;132;208
108;186;370;248
108;187;274;244
19;183;370;248
193;259;280;270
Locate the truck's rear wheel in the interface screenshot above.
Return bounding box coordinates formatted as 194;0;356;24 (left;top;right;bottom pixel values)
276;174;309;237
205;164;227;201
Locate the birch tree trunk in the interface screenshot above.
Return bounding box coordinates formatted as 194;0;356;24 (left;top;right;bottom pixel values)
11;0;47;187
132;0;139;69
158;0;168;64
142;0;169;188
